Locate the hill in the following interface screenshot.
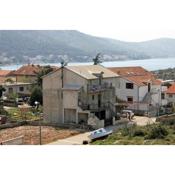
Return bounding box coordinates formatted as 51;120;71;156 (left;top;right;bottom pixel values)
0;30;175;65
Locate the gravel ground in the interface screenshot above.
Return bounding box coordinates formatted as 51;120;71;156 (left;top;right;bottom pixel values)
132;116;156;126
0;126;80;145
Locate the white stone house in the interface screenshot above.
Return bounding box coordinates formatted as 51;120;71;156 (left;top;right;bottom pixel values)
109;67;162;115
42;65;119;128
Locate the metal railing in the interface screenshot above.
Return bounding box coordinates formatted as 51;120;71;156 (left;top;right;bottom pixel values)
87;83;114;93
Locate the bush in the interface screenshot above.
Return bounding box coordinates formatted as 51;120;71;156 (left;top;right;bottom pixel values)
133;129;145;137
145;125;169;139
30;86;43;106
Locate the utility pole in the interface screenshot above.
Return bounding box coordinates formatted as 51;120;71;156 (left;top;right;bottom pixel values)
35;101;41;145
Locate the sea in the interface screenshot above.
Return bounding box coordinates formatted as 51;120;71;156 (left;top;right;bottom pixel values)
0;58;175;71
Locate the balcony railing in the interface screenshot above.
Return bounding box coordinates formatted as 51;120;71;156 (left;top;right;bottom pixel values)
87;82;113;93
78;101;115;112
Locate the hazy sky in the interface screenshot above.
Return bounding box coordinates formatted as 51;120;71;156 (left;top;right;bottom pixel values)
0;0;175;41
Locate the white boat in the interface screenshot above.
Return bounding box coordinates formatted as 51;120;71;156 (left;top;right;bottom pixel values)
89;128;113;140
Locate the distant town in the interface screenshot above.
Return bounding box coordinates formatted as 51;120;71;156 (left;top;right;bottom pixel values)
0;54;175;145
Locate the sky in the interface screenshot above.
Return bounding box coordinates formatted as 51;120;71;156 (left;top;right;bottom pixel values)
0;0;175;41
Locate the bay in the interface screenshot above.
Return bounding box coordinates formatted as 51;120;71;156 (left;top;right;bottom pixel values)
0;58;175;71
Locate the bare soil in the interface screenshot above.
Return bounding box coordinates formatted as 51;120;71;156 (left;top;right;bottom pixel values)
0;126;80;145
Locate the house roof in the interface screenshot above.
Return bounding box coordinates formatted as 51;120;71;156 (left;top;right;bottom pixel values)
109;66;161;86
66;65;118;80
166;83;175;94
109;66;153;76
0;70;12;77
10;64;41;76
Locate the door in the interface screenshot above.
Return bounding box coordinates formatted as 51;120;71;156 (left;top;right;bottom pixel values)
64;109;76;123
148;83;151;92
98;94;101;108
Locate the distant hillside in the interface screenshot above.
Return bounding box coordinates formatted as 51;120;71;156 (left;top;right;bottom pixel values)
0;30;175;65
153;67;175;80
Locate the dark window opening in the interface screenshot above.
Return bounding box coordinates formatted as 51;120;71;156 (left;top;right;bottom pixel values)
161;93;165;99
169;94;173;98
127;97;133;103
148;83;151;92
19;87;24;92
8;88;13;93
126;83;133;89
92;95;95;100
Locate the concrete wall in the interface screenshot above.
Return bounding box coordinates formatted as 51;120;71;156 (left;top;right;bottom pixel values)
116;78;138;102
3;84;32;96
88;114;104;129
166;94;175;103
43;67;119;127
43;68;88;124
16;75;37;83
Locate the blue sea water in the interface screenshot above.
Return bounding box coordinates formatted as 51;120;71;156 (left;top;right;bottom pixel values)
0;58;175;71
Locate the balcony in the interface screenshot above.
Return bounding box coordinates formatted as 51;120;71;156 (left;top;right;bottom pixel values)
87;82;114;93
78;101;114;112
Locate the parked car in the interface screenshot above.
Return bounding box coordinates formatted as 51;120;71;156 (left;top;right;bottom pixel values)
89;128;113;141
117;110;134;120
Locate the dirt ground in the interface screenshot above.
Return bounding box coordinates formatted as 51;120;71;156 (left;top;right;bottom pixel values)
0;126;80;145
132;116;156;126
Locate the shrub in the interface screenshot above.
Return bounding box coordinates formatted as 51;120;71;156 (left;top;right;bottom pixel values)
30;86;43;106
133;129;145;137
145;125;169;139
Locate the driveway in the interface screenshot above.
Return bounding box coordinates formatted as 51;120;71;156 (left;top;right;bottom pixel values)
49;131;91;145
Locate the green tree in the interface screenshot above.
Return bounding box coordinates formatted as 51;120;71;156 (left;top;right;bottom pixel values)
93;53;102;65
36;66;54;87
30;86;43;106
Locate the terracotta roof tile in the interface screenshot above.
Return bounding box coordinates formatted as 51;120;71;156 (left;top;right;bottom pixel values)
0;70;12;77
166;83;175;94
109;66;161;86
11;64;41;76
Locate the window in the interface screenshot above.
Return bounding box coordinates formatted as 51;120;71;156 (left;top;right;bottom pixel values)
127;96;133;103
19;86;24;92
8;88;13;93
126;83;133;89
169;94;173;98
161;93;165;99
92;95;95;100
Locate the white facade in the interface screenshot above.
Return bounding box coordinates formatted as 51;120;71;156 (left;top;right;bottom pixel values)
115;77;162;112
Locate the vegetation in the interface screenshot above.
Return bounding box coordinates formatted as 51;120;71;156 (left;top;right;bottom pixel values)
6;107;40;121
93;53;102;65
92;123;175;145
36;65;54;87
30;86;43;106
153;68;175;80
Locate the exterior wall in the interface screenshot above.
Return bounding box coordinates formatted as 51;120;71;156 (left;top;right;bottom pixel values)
43;68;87;124
16;75;37;83
43;67;118;126
166;93;175;103
116;77;138;102
3;84;32;96
116;77;162;113
43;89;63;123
64;68;88;90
